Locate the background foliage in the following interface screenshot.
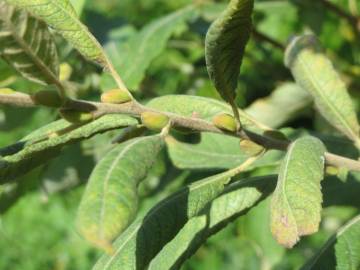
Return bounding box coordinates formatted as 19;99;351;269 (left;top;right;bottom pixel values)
0;0;360;269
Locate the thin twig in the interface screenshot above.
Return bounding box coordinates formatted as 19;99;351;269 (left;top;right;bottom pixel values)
1;93;360;171
252;29;285;51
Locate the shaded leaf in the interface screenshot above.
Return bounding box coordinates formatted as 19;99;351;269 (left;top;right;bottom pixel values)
285;35;360;145
93;167;251;270
0;2;59;85
302;215;360;270
6;0;108;66
165;133;283;170
148;176;276;270
102;5;197;90
271;136;326;248
0;114;137;182
245;83;312;128
147;94;269;132
76;135;164;251
205;0;254;104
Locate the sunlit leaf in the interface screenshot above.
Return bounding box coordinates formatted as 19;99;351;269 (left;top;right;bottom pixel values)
285;35;360;145
147;94;269;132
271;136;326;248
6;0;108;66
76;135;164;251
0;2;59;85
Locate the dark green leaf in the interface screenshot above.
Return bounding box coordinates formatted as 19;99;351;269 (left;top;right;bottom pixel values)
0;114;137;182
148;176;276;270
205;0;254;104
93;167;250;270
302;215;360;270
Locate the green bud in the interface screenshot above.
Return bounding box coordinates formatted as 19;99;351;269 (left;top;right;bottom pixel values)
0;88;15;94
212;113;237;132
101;89;131;104
32;90;63;108
141;111;170;131
59;109;93;124
239;139;264;156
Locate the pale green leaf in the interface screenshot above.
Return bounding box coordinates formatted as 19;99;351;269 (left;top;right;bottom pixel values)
165;132;284;170
93;168;245;270
205;0;254;104
271;136;326;248
69;0;86;15
0;2;59;85
245;82;312;128
76;135;164;251
147;94;269;132
302;215;360;270
6;0;108;66
0;114;137;182
285;35;360;145
102;6;197;91
148;176;276;270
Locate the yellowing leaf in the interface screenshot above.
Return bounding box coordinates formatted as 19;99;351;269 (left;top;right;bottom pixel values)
271;136;326;248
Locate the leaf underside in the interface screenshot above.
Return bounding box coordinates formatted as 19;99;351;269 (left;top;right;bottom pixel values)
271;136;326;248
0;2;59;85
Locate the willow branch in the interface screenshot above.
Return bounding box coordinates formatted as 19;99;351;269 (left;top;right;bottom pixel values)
1;93;360;171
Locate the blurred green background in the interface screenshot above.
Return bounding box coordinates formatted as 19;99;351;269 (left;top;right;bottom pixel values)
0;0;359;269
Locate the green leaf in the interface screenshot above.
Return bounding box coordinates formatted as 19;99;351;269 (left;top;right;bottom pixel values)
76;135;164;251
271;136;326;248
165;133;283;170
101;6;197;91
6;0;108;67
69;0;86;15
0;2;59;85
93;167;248;270
165;133;247;170
285;35;360;145
0;114;137;182
205;0;254;104
302;215;360;270
245;83;312;128
147;176;276;270
147;95;269;132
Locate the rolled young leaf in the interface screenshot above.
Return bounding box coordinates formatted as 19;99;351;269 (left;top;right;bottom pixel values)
271;136;326;248
205;0;254;110
285;35;360;146
76;135;164;252
0;2;59;85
